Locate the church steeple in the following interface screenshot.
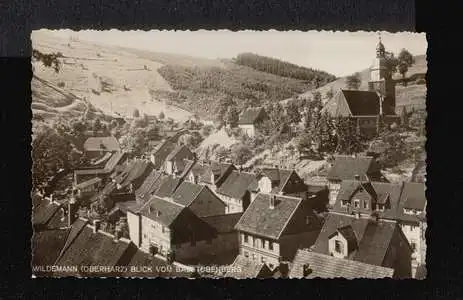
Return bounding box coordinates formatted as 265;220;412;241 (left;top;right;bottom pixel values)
376;33;386;58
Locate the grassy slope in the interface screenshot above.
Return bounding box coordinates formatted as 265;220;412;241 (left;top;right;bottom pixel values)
31;32;208;123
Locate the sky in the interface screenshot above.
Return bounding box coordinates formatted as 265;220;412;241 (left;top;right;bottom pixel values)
38;29;427;77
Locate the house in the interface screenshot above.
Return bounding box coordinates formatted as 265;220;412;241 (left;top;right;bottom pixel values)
74;177;102;199
150;139;176;170
134;169;167;205
83;136;121;158
54;218;137;277
234;193;322;270
185;161;236;192
387;182;427;275
238;107;267;137
164;145;196;176
73;151;127;185
321;36;400;137
170;181;227;217
255;168;308;201
153;175;183;199
288;250;394;279
225;255;273;279
311;212;412;278
126;196;219;262
326;155;385;206
332;180;427;276
216;170;257;213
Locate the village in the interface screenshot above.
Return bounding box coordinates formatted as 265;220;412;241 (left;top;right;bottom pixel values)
31;34;427;279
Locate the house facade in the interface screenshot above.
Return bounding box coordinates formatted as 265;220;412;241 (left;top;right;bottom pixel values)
164;145;196;176
234;193;322;270
256;168;308;201
238;107;267;137
216;171;257;214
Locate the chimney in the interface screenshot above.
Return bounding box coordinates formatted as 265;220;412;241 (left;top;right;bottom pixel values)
302;263;312;277
67;199;78;227
354;174;360;181
93;219;101;233
270;195;277;209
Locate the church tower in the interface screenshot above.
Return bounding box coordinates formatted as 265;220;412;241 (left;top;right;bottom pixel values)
368;33;396;115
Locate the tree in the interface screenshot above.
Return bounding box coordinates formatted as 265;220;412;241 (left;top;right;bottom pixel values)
334;117;364;154
384;52;399;75
158;111;165;120
225;105;240;128
376;126;408;168
325;89;334;100
398;49;415;85
316;111;337;153
231;144;253;165
32;49;63;73
312;91;323;110
132;108;140;118
286;100;302;124
92;118;102;133
345;72;361;90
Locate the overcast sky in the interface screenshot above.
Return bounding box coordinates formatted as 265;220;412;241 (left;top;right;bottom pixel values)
38;29;427;77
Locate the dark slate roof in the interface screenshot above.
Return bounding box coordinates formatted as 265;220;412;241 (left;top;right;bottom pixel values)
235;194;302;239
33;202;62;226
152;140;176;169
83;136;120;152
195;161;235;185
312;213;397;266
171;181;203;206
154;175;183;198
135;170;165;204
75;177;102;189
124;250;193;278
74;152;126;175
259;168;306;194
166;145;193;162
337;225;358;252
202;213;243;234
89;181;116;203
327;155;381;181
288;250;394;279
56;225;133;273
32;228;71;268
216;171;256;199
226;255;272;279
238;107;266;125
341;90;381;116
178;159;196;178
400;182;426;210
140;196;185;227
117;159;153;189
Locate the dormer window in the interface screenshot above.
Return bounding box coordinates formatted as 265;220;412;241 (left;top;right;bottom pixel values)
363;201;368;209
341;200;349;207
377;204;385;211
353;199;360;208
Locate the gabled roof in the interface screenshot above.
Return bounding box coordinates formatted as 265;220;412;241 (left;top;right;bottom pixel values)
226;255;272;279
197;161;235;186
166;145;194;162
288;250;394;279
235;193;303;239
83;136;120;152
74;152;126;176
171;181;204;207
33;202;62;227
116;159;153;189
135;170;165;204
238;107;266;125
327;155;381;181
151;139;176;169
321;90;381;117
154;175;183;198
140;196;185;227
312;213;398;266
336;225;358;252
400;182;426;210
258;168;306;194
56;223;133;273
201;213;243;234
216;171;256;199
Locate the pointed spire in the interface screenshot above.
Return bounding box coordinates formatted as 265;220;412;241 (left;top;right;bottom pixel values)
376;32;385;58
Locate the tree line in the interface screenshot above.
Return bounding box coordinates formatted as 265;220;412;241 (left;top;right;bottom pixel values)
235;53;337;86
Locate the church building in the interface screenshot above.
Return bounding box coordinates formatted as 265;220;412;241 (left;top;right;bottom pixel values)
321;35;400;137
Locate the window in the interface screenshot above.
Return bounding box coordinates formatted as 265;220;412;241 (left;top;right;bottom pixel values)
341;200;349;207
411;242;417;252
377;204;384;211
252;253;256;261
253;238;258;248
244;251;249;258
261;256;266;263
335;240;344;253
269;241;274;251
162;226;165;233
354;200;360;208
269;264;274;269
363;201;368;209
244;234;248;243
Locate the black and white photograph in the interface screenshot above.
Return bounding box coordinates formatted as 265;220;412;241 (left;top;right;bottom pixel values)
31;29;427;279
